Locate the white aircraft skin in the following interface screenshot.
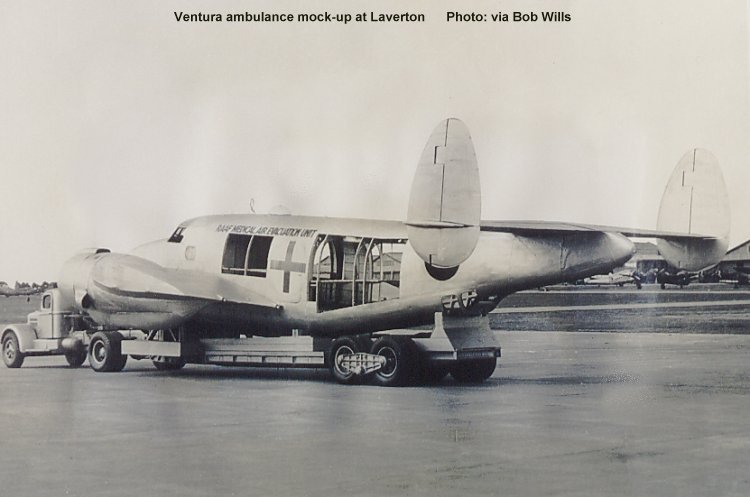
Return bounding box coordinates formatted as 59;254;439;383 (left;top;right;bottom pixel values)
58;215;634;336
54;119;729;342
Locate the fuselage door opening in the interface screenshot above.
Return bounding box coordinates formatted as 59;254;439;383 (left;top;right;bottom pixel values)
309;234;405;312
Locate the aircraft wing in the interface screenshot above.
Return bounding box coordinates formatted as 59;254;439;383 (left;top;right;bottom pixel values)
480;220;720;241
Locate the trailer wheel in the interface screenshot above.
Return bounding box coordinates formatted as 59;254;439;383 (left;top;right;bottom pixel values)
450;358;497;383
112;354;128;372
2;333;24;368
88;332;127;372
64;348;87;368
418;363;450;384
329;336;363;385
153;357;186;371
370;336;415;387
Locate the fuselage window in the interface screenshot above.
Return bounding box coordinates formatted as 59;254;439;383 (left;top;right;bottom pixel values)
222;234;252;275
247;236;273;277
168;226;186;243
221;234;273;277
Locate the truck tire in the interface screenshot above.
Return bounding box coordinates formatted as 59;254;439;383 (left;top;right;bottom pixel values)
450;358;497;383
370;336;416;387
64;348;87;367
329;336;363;385
2;333;24;368
88;332;127;372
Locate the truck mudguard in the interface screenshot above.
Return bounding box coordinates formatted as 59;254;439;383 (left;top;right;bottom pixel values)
2;324;38;353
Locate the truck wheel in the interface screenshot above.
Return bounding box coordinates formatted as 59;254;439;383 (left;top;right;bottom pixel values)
2;333;24;368
329;336;362;385
370;336;415;387
64;348;87;367
450;358;497;383
153;357;186;371
88;332;127;372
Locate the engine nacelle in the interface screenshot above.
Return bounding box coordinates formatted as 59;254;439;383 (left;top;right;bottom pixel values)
57;249;110;313
58;250;206;330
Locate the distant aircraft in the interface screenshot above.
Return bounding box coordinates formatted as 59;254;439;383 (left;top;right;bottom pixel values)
583;270;641;288
1;119;731;385
656;269;699;289
718;266;750;286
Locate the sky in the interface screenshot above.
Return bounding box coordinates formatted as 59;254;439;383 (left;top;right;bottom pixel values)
1;0;749;283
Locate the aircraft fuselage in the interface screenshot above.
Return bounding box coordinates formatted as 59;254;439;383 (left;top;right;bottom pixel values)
58;214;635;337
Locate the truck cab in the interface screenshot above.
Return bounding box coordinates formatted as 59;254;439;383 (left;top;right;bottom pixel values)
27;289;74;339
2;289;88;368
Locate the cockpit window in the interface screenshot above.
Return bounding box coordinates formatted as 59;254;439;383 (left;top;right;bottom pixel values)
168;226;186;243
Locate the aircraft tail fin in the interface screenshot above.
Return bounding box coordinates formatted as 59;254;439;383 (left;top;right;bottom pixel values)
406;118;481;268
656;149;730;270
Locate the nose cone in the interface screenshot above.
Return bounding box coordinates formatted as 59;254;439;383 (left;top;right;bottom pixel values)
607;232;636;266
57;251;102;312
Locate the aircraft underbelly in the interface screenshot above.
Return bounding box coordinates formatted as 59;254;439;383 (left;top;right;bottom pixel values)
191;297;434;337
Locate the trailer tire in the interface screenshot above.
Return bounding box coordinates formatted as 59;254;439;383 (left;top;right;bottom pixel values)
370;336;415;387
450;358;497;383
88;332;127;372
329;336;363;385
418;363;450;384
64;348;87;367
2;332;24;368
112;353;128;372
153;357;186;371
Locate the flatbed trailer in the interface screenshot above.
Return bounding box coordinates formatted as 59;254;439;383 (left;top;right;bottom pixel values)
4;289;501;386
119;312;501;385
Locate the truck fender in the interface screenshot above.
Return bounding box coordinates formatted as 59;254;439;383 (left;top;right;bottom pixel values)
2;324;38;353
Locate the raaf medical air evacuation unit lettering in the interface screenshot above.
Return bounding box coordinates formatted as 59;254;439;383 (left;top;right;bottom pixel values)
215;224;317;238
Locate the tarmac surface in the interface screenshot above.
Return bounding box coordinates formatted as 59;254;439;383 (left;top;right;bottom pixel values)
1;287;750;496
494;285;750;333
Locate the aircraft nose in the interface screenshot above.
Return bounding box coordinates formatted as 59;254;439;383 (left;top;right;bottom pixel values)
607;233;636;265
